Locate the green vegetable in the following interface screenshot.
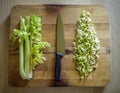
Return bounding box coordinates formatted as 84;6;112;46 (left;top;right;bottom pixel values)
73;11;100;79
11;15;50;80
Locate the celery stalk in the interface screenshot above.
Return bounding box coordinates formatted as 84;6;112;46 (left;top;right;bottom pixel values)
24;37;31;78
11;15;50;80
19;39;27;79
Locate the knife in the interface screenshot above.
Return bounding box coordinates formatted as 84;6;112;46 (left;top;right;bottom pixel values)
55;13;65;86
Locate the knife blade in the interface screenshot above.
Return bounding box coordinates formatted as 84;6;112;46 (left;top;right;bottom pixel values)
55;13;65;86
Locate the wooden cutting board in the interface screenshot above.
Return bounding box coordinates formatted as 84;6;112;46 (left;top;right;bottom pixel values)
8;5;110;87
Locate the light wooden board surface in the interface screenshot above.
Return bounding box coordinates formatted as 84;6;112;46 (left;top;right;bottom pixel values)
1;0;120;93
9;5;110;87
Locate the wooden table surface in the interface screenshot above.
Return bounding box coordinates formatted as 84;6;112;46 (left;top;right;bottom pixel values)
0;0;120;93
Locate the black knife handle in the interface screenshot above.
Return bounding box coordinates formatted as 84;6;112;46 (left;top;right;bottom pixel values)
55;52;63;82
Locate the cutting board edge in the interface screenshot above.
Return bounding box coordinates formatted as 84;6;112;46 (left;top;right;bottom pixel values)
8;5;110;87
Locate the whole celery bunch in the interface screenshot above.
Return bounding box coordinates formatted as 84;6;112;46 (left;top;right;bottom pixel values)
11;15;50;80
73;11;100;79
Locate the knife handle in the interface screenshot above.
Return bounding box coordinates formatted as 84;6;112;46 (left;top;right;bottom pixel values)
55;52;63;82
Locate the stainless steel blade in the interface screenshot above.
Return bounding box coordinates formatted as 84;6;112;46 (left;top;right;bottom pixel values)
56;13;65;55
